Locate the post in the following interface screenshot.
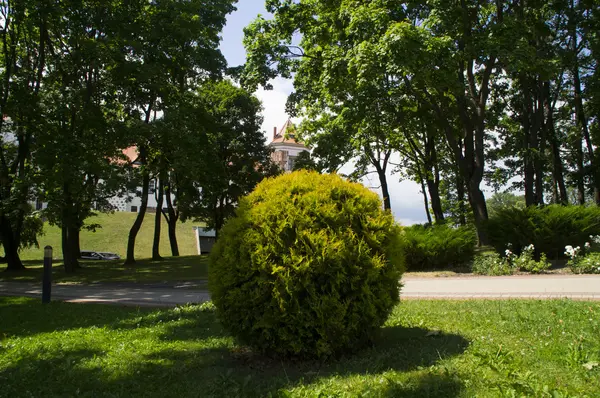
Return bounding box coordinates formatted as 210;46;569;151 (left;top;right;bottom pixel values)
42;245;52;303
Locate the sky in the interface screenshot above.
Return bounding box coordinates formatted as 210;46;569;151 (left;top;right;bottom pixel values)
219;1;430;225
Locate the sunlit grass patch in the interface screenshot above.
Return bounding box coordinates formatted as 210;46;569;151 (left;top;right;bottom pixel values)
1;298;598;397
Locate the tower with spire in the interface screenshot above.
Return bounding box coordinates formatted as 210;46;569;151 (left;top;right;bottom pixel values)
269;119;309;172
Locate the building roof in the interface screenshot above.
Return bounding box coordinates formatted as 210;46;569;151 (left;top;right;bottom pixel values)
270;119;308;148
122;147;139;164
111;146;140;166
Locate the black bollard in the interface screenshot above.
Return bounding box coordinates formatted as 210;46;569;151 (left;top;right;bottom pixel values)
42;245;52;303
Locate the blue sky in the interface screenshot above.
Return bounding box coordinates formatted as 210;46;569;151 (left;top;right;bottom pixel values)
219;2;429;225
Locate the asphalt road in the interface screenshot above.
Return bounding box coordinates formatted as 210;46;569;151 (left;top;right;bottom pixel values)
2;274;600;306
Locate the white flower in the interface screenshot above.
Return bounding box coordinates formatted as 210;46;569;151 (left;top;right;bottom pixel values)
505;249;513;257
585;242;591;250
565;245;577;259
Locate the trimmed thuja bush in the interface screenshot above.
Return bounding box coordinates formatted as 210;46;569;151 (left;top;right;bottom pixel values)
402;224;476;271
208;171;405;358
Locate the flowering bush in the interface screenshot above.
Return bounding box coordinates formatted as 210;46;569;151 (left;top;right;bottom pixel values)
570;253;600;274
565;236;600;274
511;244;551;274
501;244;551;274
472;253;515;276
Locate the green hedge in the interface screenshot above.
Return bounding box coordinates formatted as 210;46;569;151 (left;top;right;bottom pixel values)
208;171;405;359
402;224;477;271
484;205;600;259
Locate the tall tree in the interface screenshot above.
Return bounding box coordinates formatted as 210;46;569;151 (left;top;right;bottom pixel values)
0;0;49;271
243;1;514;243
35;0;129;272
176;81;278;236
115;0;236;264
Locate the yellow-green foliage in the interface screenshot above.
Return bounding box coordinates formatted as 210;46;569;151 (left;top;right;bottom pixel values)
209;171;405;358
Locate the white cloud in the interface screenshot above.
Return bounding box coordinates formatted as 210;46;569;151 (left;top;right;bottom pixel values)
255;77;296;141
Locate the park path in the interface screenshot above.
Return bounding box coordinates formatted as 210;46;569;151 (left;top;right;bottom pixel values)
401;274;600;300
1;274;600;306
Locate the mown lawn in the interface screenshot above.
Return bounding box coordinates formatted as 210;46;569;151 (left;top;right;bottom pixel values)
0;255;209;284
10;212;200;262
1;298;598;397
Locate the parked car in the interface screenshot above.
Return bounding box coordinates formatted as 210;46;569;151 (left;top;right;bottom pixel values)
80;251;121;260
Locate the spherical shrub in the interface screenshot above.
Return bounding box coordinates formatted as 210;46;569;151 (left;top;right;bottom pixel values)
208;170;404;358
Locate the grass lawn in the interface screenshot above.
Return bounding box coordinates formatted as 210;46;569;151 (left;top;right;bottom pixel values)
0;255;209;284
12;212;200;262
0;212;208;284
1;298;598;397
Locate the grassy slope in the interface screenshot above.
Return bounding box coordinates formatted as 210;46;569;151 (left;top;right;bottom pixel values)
1;298;599;397
0;255;209;284
15;212;199;261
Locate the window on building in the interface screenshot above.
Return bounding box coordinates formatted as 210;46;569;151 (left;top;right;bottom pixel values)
131;206;138;212
288;156;297;171
149;179;156;195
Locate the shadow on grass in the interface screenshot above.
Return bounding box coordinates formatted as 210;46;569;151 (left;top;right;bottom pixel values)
0;297;153;338
117;306;469;397
117;322;468;397
0;255;209;284
0;348;108;397
0;300;468;397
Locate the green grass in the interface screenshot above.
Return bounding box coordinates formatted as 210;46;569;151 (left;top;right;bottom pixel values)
1;298;598;397
14;212;199;261
0;255;209;284
0;212;206;283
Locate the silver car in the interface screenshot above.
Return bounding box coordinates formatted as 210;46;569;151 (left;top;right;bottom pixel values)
80;251;121;260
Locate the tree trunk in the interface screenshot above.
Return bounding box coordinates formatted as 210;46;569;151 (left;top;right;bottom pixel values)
418;175;433;225
570;0;599;204
467;182;489;246
576;137;586;205
62;224;79;273
74;226;81;259
426;177;444;223
61;184;79;273
424;129;444;223
375;167;391;211
214;196;225;240
456;172;467;226
545;82;568;205
163;179;179;257
552;177;559;204
152;176;164;261
534;81;545;205
1;216;24;271
523;85;536;207
125;147;150;265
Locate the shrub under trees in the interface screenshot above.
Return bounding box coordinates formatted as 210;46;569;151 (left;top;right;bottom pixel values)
485;205;600;259
402;224;477;271
208;171;405;358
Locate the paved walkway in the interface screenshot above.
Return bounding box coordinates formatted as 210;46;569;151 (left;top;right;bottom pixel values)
2;274;600;306
401;274;600;300
0;281;210;307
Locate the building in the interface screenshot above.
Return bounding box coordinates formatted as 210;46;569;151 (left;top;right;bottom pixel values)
194;227;216;254
270;119;310;172
31;146;175;214
105;147;176;213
